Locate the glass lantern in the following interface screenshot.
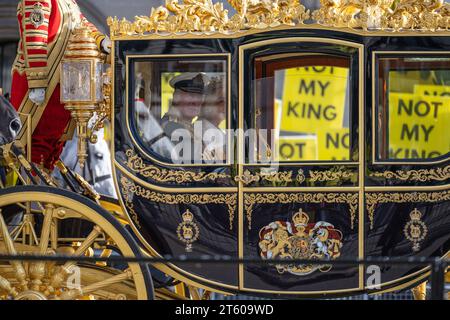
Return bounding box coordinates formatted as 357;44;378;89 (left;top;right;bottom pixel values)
60;26;105;168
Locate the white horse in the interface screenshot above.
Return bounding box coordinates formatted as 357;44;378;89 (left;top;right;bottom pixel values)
54;118;117;198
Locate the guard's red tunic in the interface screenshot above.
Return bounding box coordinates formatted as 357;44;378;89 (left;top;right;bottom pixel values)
10;0;105;169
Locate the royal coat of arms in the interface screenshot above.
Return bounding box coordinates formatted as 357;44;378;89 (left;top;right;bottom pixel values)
258;209;343;276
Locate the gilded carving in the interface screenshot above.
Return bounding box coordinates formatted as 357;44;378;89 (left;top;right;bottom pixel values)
259;208;343;276
313;0;450;31
244;192;358;230
370;165;450;182
235;168;355;185
120;177;237;230
108;0;309;36
403;208;428;252
235;169;294;185
125;149;230;183
108;0;450;37
309;170;355;182
296;169;306;184
365;190;450;230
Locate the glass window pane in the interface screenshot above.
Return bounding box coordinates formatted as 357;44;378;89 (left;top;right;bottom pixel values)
61;61;92;102
132;58;227;165
376;56;450;161
250;54;351;163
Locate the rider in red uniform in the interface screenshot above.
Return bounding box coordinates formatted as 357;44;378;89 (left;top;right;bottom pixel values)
10;0;110;170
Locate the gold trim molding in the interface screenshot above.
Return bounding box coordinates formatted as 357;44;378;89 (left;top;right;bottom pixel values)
243;192;358;230
120;176;237;230
365;190;450;230
236;168;354;185
108;0;450;37
370;165;450;182
125;149;230;183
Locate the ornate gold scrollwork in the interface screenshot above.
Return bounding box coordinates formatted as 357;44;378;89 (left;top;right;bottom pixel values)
235;169;294;185
108;0;450;37
235;168;355;185
309;169;355;182
313;0;450;31
125;149;230;183
120;177;237;230
370;165;450;182
244;192;358;230
365;190;450;230
108;0;310;36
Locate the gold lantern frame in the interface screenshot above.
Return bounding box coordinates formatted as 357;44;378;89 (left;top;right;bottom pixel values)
60;27;107;168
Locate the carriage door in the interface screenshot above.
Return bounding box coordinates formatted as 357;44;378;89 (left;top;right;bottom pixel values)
236;38;364;294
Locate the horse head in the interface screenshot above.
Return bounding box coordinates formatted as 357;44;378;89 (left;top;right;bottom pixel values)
0;95;22;145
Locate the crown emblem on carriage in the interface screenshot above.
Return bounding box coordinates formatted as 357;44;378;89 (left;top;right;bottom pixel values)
409;208;423;221
177;209;200;252
108;0;450;37
404;208;428;252
181;209;194;222
292;208;309;225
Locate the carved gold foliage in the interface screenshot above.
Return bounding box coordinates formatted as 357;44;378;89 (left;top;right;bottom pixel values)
108;0;450;36
365;190;450;230
244;192;358;230
309;170;355;182
235;169;294;185
108;0;309;36
235;168;355;185
125;149;230;183
370;165;450;182
120;177;237;230
313;0;450;31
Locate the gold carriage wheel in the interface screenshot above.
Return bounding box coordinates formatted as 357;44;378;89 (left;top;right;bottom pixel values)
0;186;153;300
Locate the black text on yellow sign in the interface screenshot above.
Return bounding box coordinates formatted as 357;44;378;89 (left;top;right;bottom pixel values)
388;90;450;160
277;66;348;133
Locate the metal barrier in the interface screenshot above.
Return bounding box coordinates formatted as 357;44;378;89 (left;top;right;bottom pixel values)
0;254;448;300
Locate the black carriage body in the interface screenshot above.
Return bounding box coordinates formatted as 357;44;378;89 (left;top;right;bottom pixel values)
112;28;450;297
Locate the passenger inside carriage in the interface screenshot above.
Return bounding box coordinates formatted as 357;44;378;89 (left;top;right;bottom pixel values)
132;58;228;164
195;76;227;163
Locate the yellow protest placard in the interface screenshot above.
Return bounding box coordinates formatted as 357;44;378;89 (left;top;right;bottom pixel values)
276;136;317;161
277;66;349;133
161;72;180;116
316;128;350;161
414;84;450;97
388;93;450;159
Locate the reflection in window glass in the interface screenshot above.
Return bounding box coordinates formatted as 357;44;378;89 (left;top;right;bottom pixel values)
376;57;450;160
251;55;351;163
132;58;227;164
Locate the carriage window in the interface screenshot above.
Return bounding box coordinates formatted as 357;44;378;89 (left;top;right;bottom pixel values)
131;57;227;164
376;56;450;161
250;54;351;163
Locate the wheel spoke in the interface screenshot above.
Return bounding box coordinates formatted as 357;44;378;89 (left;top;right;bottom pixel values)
0;210;28;290
49;225;102;290
59;269;133;300
39;204;55;253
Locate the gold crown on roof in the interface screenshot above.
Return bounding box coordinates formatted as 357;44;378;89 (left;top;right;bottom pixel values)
108;0;450;37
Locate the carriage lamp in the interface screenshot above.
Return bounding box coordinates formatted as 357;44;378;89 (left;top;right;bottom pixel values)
60;26;105;168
